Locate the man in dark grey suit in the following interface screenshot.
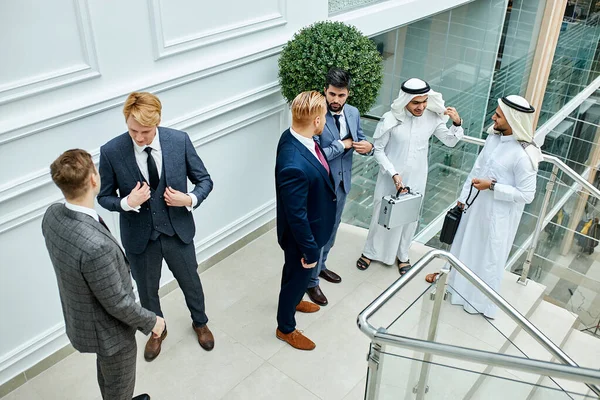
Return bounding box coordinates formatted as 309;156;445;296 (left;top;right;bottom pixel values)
42;149;165;400
98;92;214;361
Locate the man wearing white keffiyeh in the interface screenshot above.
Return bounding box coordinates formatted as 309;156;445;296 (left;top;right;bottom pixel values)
445;95;541;319
356;78;464;274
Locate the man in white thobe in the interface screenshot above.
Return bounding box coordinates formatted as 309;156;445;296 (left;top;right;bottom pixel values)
357;78;463;274
447;95;542;319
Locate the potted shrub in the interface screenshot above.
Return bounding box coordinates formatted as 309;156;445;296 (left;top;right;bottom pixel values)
278;21;383;115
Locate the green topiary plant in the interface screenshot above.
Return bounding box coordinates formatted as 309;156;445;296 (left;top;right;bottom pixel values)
278;21;383;115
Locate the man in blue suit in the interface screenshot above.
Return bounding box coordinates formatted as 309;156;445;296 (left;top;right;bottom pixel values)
98;92;214;362
275;91;337;350
307;68;374;306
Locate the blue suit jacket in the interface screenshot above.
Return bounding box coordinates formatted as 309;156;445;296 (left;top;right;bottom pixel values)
275;129;337;264
314;104;369;194
98;127;213;254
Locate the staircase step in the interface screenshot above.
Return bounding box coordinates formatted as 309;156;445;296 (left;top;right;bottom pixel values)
466;300;577;399
534;329;600;398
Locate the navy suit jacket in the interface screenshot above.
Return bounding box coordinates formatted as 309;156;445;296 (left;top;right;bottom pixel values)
98;127;213;254
314;104;370;194
275;129;337;264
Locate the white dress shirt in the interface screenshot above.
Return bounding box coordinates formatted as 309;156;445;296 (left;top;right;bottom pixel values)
120;128;197;212
65;201;99;222
290;128;321;162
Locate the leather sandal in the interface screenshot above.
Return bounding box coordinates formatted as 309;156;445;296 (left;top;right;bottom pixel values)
356;254;371;271
397;259;412;275
425;272;439;283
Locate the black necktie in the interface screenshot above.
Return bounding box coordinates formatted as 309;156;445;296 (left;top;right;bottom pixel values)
334;114;341;135
144;147;159;190
98;216;110;232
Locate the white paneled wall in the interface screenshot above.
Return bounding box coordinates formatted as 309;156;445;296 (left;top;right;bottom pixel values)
0;0;473;387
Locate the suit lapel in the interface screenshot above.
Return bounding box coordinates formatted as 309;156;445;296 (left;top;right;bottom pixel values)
287;132;335;193
119;134;143;182
159;128;174;187
344;107;357;141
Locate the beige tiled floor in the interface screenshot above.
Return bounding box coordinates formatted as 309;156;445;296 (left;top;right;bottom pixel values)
2;224;562;400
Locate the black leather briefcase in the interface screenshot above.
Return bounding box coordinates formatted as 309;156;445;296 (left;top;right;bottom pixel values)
440;184;479;245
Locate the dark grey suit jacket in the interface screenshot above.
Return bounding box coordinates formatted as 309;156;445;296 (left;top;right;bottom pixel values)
42;204;156;356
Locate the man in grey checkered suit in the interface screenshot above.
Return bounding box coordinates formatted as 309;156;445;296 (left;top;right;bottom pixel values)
42;149;165;400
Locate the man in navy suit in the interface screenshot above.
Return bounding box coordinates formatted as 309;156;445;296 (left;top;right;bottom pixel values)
98;92;214;361
275;91;337;350
307;68;374;306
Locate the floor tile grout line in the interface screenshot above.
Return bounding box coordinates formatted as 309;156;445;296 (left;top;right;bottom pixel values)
265;360;325;400
216;359;267;400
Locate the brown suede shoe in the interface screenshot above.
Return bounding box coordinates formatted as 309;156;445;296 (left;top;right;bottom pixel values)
276;329;315;351
144;328;167;362
295;300;320;313
192;323;215;351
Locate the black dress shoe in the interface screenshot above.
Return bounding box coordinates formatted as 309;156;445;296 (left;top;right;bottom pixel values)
306;285;328;306
133;394;150;400
319;269;342;284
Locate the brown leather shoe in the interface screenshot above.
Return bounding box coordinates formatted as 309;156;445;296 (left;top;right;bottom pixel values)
319;269;342;283
144;328;167;362
306;285;328;306
192;323;215;351
295;300;320;313
276;329;315;351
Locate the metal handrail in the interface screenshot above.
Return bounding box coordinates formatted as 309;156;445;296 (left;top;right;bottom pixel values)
374;333;600;386
362;115;600;201
461;135;600;200
357;248;600;396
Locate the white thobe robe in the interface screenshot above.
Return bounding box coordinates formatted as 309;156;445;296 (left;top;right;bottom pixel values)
363;110;464;264
448;133;537;318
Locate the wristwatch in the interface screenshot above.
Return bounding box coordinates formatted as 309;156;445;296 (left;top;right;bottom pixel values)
490;178;497;191
453;118;462;127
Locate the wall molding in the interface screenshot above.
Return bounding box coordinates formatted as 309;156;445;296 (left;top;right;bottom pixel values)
0;89;286;234
0;323;66;383
195;199;276;255
148;0;287;60
0;0;100;106
0;46;281;146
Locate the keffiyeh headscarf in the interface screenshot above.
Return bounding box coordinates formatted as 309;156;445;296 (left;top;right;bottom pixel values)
377;78;448;138
487;95;543;170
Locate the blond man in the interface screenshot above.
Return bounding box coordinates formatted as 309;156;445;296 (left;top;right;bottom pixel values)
275;91;337;350
98;92;214;361
43;149;164;400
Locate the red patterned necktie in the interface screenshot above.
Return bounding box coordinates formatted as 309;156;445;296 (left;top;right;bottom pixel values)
314;142;330;175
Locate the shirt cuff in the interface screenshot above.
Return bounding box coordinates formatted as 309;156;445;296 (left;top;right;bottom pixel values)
450;124;465;139
337;140;345;149
186;193;198;212
121;196;140;212
492;183;514;202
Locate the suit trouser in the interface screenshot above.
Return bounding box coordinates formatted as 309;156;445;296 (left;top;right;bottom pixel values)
96;335;137;400
277;244;319;334
128;234;208;327
309;183;347;288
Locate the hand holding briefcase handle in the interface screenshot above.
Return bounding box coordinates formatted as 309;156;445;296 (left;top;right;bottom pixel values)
439;184;479;245
378;185;423;230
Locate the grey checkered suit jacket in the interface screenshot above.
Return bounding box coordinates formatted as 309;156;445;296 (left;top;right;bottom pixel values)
42;203;156;356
